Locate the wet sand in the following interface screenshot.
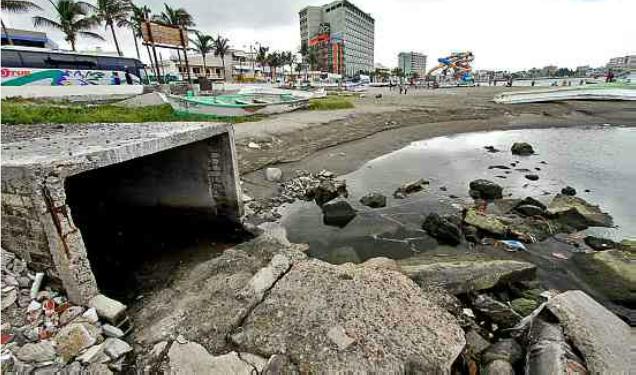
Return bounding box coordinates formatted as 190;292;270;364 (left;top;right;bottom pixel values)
237;86;636;199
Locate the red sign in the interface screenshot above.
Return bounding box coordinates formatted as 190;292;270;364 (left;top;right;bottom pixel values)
1;68;32;78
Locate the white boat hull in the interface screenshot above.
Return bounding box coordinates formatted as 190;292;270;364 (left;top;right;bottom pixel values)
160;93;308;117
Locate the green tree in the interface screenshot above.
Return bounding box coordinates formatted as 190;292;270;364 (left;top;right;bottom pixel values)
116;3;148;60
214;35;230;81
153;3;195;74
256;45;269;79
95;0;129;56
33;0;104;51
306;46;319;73
2;0;43;45
190;31;214;77
267;51;281;81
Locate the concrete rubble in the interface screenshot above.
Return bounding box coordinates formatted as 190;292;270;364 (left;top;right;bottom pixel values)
0;248;132;373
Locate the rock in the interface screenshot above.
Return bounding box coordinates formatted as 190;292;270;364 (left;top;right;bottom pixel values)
516;196;546;210
103;338;132;360
546;290;629;374
102;324;125;338
510;298;538;316
472;295;522;329
488;165;510;170
32;363;62;375
261;354;297;375
393;178;429;199
511;142;534;155
15;341;56;363
81;308;99;324
583;236;616;251
421;213;461;246
54;323;101;363
77;343;108;365
314;180;347;206
514;204;544;217
468;179;503;200
481;339;522;364
59;306;84;326
326;325;355;350
399;255;536;295
525;318;587;375
1;289;17;311
561;186;577;196
360;257;399;271
12;359;35;374
464;209;507;236
247;142;261;149
233;259;465;373
85;363;113;375
239;254;292;301
168;342;262;375
465;330;490;358
483;359;514;375
88;295;126;324
618;238;636;252
264;168;283;182
524;174;539;181
484;146;500;153
463;225;480;243
359;192;387;208
321;198;357;227
547;194;613;229
133;235;307;353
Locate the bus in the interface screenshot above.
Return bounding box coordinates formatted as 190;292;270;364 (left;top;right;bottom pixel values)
1;45;147;87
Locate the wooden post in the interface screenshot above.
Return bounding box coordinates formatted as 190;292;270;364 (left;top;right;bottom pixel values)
145;21;163;84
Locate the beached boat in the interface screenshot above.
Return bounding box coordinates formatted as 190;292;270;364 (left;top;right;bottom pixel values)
493;84;636;104
159;92;309;117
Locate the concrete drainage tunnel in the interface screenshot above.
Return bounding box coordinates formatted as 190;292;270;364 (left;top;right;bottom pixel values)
64;139;247;302
1;123;245;305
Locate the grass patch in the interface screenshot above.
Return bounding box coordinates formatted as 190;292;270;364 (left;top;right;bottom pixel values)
1;100;265;125
308;97;354;111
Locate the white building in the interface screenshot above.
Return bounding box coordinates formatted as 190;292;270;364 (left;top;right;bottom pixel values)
398;52;427;77
156;49;264;82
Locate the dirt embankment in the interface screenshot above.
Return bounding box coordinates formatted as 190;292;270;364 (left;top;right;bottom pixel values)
236;87;636;199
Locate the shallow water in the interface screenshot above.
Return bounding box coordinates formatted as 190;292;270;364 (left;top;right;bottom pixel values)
279;125;636;264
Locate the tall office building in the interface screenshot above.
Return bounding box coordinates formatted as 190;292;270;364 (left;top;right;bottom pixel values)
299;0;375;77
398;52;427;77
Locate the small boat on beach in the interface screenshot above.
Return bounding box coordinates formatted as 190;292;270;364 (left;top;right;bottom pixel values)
493;84;636;104
159;91;309;117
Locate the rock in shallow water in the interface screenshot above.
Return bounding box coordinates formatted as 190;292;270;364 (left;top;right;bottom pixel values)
583;235;616;251
393;178;429;198
421;213;461;246
321;198;357;227
469;179;503;200
547;194;613;229
359;192;387;208
511;142;534;155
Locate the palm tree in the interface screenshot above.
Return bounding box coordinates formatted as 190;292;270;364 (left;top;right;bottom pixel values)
95;0;128;56
116;2;147;60
190;31;214;77
2;0;43;45
306;46;319;73
33;0;104;51
299;42;308;80
214;35;230;81
267;51;282;82
256;45;269;80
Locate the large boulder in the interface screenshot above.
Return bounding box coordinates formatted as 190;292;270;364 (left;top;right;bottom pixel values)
264;167;283;182
321;198;357;227
397;255;536;295
546;290;630;374
133;235;307;353
231;259;465;373
469;179;503;200
510;142;534;155
359;192;387;208
421;213;461;246
525;318;587;374
547;194;613;229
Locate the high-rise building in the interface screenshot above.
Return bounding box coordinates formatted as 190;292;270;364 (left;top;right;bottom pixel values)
607;55;636;71
299;0;375;77
398;52;427;77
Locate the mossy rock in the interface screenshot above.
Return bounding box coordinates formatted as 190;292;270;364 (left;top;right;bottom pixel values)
571;250;635;304
510;298;539;316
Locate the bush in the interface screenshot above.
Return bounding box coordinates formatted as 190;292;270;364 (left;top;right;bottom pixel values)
308;97;354;111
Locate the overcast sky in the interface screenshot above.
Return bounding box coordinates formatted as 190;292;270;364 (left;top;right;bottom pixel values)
4;0;635;71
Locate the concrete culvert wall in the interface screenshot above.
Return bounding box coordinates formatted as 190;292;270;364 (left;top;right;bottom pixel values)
1;122;243;305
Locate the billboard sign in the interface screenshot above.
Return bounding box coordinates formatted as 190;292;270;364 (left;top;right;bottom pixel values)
141;22;187;48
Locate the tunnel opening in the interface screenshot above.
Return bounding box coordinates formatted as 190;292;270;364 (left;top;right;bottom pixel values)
64;139;249;303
